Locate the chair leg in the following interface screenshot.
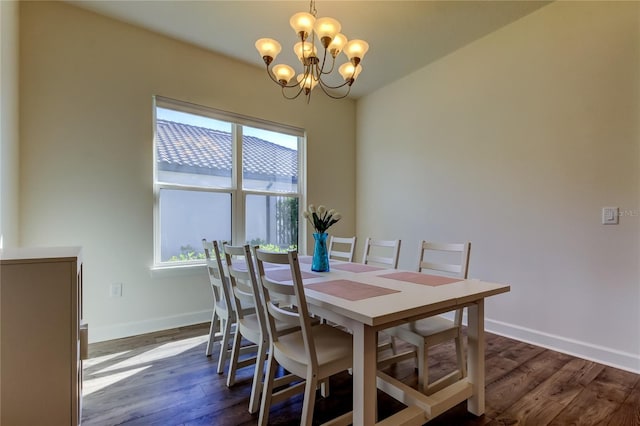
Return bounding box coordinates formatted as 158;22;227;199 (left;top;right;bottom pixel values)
455;333;466;379
390;335;398;355
301;375;319;426
258;355;278;426
205;310;218;357
417;342;429;394
217;317;232;374
248;339;268;414
226;326;243;387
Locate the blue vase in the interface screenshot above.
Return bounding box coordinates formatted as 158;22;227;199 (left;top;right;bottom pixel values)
312;232;330;272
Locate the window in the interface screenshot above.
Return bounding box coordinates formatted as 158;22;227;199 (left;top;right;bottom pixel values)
153;97;305;265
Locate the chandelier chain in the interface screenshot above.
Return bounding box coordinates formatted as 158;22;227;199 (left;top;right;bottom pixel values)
309;0;317;17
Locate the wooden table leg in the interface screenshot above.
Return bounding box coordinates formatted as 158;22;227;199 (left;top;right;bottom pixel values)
351;322;378;425
466;299;485;415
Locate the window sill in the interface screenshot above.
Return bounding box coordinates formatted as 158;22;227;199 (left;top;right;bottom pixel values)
150;262;206;279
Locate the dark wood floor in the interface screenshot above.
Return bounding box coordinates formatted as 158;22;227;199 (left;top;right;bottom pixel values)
82;323;640;426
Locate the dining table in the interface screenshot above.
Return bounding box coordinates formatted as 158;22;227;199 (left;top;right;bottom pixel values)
265;255;511;425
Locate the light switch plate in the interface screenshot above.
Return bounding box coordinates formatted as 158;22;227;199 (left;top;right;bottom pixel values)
110;282;123;297
602;207;619;225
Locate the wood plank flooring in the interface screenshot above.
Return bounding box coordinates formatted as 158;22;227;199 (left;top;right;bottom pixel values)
82;323;640;426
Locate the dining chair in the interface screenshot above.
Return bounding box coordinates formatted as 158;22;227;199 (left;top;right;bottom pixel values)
328;235;357;262
201;239;235;374
254;249;353;426
385;240;471;395
362;237;401;269
361;238;403;355
222;244;267;414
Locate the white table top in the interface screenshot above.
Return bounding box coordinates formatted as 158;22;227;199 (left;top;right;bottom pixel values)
292;258;510;328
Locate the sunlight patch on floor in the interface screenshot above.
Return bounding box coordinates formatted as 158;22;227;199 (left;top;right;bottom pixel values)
83;350;131;369
83;365;151;396
94;335;207;374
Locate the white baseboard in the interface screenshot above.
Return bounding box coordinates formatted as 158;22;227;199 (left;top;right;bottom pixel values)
439;312;640;373
90;310;640;374
88;310;211;343
485;318;640;374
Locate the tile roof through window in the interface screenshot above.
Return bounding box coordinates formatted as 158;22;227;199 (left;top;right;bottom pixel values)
156;119;297;180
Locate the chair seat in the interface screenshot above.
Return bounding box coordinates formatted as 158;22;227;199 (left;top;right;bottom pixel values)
403;316;457;336
275;324;353;375
388;316;459;347
239;313;299;338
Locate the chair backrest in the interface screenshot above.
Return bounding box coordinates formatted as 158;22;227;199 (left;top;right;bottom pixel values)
202;239;233;314
416;241;471;279
362;237;401;269
328;236;357;262
254;249;318;368
223;244;264;333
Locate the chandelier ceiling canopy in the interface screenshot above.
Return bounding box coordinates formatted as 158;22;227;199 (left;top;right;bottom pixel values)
255;0;369;102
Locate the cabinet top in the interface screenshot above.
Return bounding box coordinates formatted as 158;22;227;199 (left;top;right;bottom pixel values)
0;246;83;263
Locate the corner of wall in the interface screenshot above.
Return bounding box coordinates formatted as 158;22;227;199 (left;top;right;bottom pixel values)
0;0;20;248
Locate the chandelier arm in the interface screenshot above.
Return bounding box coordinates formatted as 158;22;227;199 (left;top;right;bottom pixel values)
281;65;314;100
281;84;307;100
304;64;314;82
311;62;322;82
317;76;352;90
317;82;351;99
317;48;336;76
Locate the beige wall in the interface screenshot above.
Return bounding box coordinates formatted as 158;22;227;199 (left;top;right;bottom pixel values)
19;1;356;341
0;0;20;248
17;1;640;372
357;1;640;372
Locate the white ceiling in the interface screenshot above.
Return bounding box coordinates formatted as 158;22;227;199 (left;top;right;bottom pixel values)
65;1;550;99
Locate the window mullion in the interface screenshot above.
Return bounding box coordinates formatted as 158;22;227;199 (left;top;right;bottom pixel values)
233;124;245;245
298;134;307;254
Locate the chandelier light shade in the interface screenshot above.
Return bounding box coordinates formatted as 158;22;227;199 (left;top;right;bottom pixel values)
256;0;369;102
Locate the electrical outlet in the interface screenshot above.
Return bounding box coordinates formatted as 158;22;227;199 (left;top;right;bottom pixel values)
110;282;123;297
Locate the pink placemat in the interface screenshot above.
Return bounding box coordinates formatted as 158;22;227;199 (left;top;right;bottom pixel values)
379;272;461;287
265;268;321;282
298;256;312;264
305;280;400;301
331;263;385;273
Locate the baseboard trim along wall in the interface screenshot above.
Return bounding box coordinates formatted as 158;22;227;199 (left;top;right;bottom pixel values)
441;312;639;374
88;310;211;344
486;318;640;374
90;310;640;374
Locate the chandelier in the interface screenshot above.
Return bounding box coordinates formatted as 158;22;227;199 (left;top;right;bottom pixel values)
255;0;369;102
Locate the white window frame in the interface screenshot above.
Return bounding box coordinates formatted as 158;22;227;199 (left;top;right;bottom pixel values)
152;96;307;269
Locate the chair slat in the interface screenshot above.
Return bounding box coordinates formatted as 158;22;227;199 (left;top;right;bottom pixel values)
362;237;401;269
329;236;357;262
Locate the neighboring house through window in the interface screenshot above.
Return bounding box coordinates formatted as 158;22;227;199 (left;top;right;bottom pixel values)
153;96;304;265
